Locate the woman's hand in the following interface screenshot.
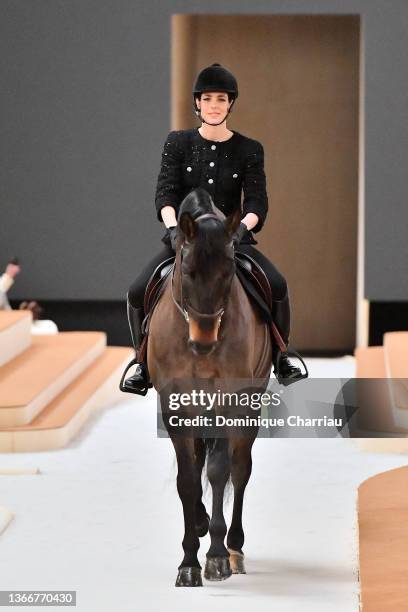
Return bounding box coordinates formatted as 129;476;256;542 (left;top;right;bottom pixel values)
161;205;178;228
240;213;259;232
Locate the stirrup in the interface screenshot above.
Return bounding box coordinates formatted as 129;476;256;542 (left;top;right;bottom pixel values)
274;347;309;387
119;357;151;396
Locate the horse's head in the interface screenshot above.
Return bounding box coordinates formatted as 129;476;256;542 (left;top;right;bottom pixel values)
175;190;242;356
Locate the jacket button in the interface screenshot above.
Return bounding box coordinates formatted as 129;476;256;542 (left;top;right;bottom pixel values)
208;178;214;184
187;166;192;172
209;162;215;167
211;144;216;150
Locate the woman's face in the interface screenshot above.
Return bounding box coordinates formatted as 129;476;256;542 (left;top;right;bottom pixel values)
195;92;232;124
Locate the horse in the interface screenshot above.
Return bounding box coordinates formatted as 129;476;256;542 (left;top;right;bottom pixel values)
147;188;273;586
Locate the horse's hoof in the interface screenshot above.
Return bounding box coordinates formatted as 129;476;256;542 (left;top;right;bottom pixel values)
196;512;210;538
175;566;203;587
204;556;232;581
227;548;246;574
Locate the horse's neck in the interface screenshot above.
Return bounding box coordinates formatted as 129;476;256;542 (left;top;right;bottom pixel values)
226;275;247;321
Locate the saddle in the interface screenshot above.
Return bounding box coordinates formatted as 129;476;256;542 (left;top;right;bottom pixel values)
143;256;175;317
135;256;175;362
138;252;287;363
234;252;287;352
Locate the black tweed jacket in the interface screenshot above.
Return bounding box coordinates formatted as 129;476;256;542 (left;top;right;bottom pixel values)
154;128;268;243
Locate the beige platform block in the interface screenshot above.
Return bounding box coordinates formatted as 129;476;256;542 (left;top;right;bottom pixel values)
358;466;408;611
384;331;408;378
0;347;133;452
0;467;40;475
355;346;385;378
0;311;32;367
355;438;408;454
0;332;106;427
384;332;408;425
0;506;14;536
354;345;408;452
354;346;408;434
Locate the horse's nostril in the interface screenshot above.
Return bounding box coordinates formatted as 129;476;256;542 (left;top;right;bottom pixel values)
188;340;215;355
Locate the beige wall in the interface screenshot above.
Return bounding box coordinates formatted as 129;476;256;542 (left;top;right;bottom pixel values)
172;15;360;351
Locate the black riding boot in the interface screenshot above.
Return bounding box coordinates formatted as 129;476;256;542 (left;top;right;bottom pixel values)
119;297;152;395
272;291;307;385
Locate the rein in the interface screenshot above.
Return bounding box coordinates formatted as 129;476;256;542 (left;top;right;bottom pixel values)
170;212;227;328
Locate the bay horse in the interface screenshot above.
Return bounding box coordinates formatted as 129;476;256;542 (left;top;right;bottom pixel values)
147;188;273;587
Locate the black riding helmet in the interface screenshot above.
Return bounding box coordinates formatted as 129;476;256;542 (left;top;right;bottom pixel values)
192;63;238;125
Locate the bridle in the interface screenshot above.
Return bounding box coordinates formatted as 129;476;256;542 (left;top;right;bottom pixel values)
170;212;231;329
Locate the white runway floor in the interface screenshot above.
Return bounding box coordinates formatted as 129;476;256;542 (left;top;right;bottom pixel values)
1;356;408;611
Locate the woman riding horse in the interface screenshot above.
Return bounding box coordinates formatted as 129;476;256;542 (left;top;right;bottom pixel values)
122;63;305;393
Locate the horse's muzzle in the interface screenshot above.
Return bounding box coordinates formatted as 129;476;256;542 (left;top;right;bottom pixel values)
188;339;216;356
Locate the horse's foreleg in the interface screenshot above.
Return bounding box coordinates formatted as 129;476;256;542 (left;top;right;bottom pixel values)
204;438;232;581
194;438;209;538
226;439;255;574
173;438;203;587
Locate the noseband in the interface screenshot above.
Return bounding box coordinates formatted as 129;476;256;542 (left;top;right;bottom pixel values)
171;212;228;328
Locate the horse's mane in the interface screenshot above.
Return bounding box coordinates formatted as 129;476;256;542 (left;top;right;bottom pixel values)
179;189;228;272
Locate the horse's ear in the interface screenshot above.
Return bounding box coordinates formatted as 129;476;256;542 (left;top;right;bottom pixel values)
224;209;242;239
179;211;197;241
